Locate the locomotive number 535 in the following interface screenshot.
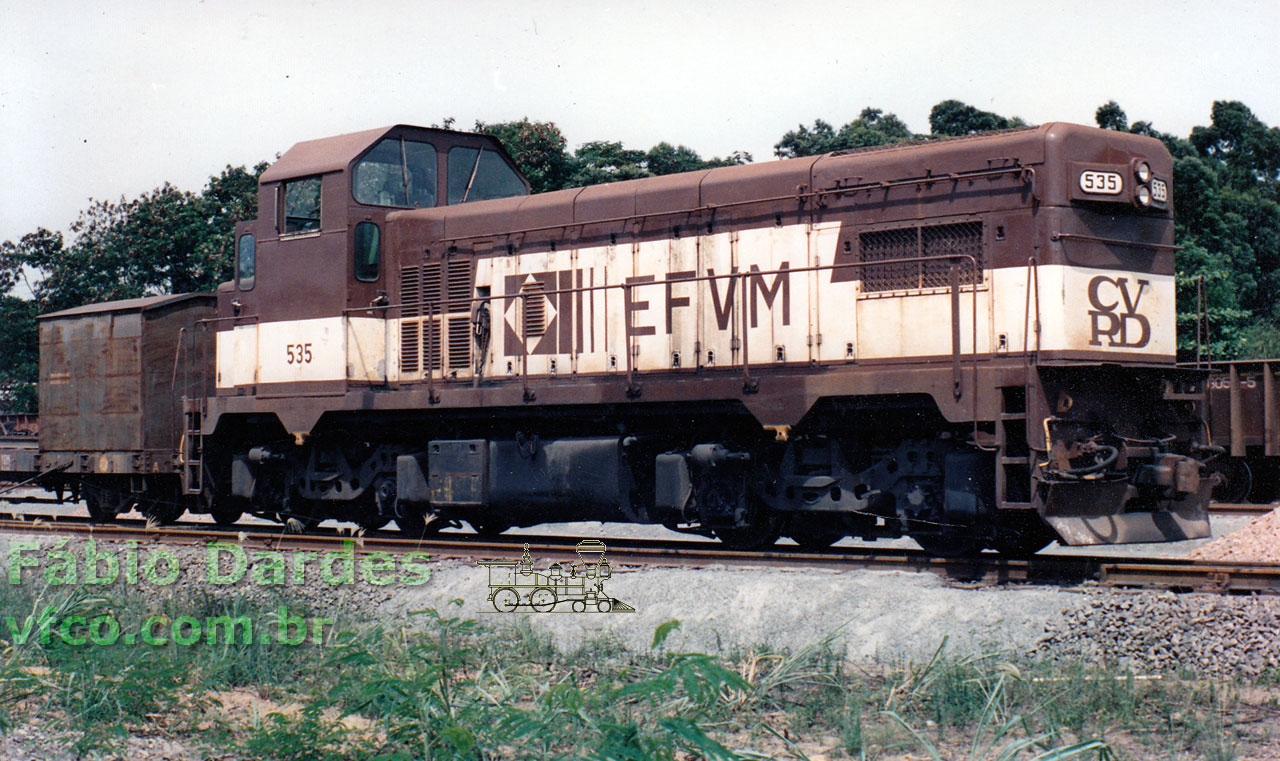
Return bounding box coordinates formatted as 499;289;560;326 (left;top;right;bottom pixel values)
285;343;313;364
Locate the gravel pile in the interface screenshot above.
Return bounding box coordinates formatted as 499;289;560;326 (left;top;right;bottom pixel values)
1187;507;1280;563
1033;591;1280;677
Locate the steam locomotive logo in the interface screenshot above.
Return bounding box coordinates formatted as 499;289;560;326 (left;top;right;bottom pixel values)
1087;275;1151;348
479;540;636;613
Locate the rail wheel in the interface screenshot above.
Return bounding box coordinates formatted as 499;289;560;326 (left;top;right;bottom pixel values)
715;497;781;550
140;498;185;525
572;600;586;613
989;514;1057;558
530;588;557;613
597;598;613;613
1205;458;1252;505
470;517;511;537
492;588;520;612
787;518;846;551
211;509;243;527
911;531;982;558
358;516;391;532
84;488;116;524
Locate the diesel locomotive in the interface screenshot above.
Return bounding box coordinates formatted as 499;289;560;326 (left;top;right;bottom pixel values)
12;121;1215;555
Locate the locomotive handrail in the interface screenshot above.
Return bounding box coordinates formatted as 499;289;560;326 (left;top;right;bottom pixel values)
1049;232;1181;252
197;314;260;325
1023;256;1042;359
434;165;1029;246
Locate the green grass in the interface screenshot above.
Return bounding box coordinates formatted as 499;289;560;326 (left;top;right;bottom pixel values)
0;582;1267;760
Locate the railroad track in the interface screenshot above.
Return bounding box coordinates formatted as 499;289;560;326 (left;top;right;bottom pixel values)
0;510;1276;595
1209;502;1277;517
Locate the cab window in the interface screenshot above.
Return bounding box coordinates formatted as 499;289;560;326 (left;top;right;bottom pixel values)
447;147;526;204
353;221;380;282
236;234;255;290
283;177;321;234
353;138;437;208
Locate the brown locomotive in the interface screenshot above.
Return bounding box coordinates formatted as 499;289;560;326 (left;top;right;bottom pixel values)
8;122;1214;555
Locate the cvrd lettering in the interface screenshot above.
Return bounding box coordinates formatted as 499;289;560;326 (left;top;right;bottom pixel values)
1087;275;1150;348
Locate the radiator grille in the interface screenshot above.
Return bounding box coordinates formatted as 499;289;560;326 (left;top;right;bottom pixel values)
860;221;983;293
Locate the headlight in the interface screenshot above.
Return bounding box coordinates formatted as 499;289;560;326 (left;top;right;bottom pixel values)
1133;160;1151;183
1135;185;1152;206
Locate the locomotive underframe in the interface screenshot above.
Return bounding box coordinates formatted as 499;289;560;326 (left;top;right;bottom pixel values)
193;356;1211;552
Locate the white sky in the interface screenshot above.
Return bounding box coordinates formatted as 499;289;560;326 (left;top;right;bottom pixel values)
2;0;1278;246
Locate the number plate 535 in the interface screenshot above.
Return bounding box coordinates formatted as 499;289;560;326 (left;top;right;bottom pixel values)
1079;170;1123;195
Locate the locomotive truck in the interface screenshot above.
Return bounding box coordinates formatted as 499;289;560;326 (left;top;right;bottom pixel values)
6;121;1215;555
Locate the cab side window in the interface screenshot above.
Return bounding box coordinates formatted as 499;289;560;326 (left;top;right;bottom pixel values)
236;234;255;290
353;221;380;282
353;138;437;208
283;177;322;234
447;147;526;204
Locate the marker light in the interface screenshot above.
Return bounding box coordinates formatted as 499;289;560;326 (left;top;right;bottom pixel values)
1133;160;1151;183
1135;185;1152;207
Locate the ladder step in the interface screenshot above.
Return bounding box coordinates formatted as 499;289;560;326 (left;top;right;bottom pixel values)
999;412;1027;421
999;501;1036;510
1000;456;1030;465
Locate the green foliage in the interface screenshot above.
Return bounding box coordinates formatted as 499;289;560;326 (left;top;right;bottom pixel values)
0;296;38;411
243;703;372;761
774;107;918;158
929;99;1027;137
1095;101;1128;131
1127;99;1280;359
475;117;575;194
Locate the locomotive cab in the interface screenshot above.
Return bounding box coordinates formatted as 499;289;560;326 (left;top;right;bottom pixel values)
217;126;528;394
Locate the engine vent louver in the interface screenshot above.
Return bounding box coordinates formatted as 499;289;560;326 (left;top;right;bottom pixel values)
860;221;983;293
400;259;472;377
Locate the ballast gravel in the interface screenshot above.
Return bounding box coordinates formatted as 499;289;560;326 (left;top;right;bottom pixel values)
1187;506;1280;563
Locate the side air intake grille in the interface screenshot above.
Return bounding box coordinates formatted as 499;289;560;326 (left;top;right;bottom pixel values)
400;260;473;377
860;221;983;293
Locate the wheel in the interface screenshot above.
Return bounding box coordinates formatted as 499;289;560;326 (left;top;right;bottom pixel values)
912;532;982;558
1205;458;1252;504
211;509;243;527
492;588;520;612
141;499;185;525
597;599;613;613
715;498;781;550
989;516;1057;558
277;494;321;533
530;588;557;613
84;490;116;524
358;516;391;532
572;600;586;613
470;517;511;537
787;522;846;551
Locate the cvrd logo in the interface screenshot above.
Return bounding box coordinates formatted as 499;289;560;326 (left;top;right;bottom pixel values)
1088;275;1151;348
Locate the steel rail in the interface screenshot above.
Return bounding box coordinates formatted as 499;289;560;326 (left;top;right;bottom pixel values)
1208;503;1276;517
0;512;1277;595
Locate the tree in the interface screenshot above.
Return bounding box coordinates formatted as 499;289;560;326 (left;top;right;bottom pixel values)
1095;101;1128;131
0;297;38;411
774;108;918;159
928;100;1025;137
0;163;265;409
474;118;575;194
569;141;652;186
1096;100;1280;358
